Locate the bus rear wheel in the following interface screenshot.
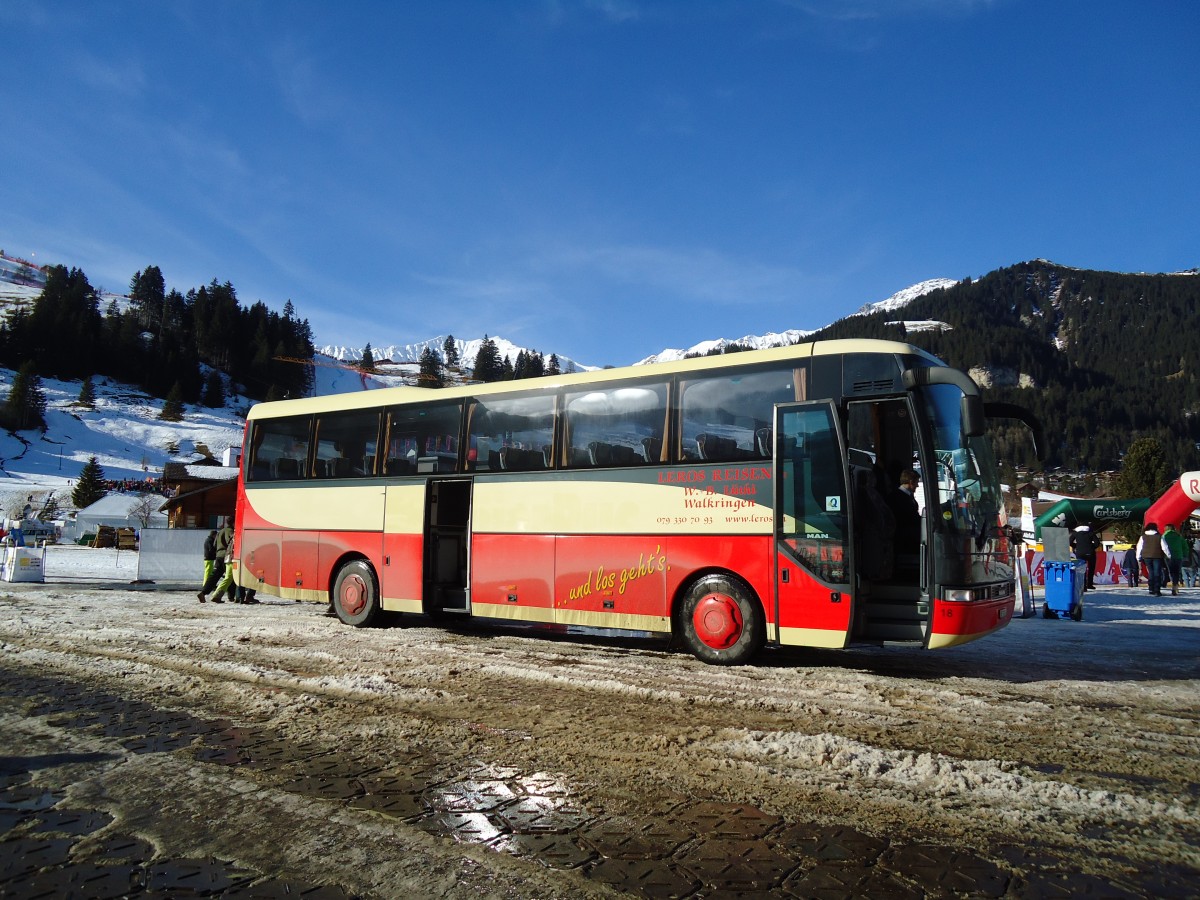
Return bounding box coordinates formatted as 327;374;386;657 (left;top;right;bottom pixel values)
332;560;381;627
678;574;764;665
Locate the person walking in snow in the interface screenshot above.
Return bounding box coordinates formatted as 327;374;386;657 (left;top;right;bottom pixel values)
197;517;233;603
1162;523;1187;596
1185;539;1200;589
1136;523;1167;597
1120;546;1140;587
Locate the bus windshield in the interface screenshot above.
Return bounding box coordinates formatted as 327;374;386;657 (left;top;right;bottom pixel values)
919;383;1004;548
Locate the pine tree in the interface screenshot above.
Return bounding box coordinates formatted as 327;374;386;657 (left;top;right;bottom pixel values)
159;382;185;421
472;336;503;383
76;376;97;409
72;456;107;509
547;354;561;376
129;265;166;333
2;361;47;431
360;343;376;373
1112;437;1173;541
202;370;225;407
418;347;444;387
443;335;460;371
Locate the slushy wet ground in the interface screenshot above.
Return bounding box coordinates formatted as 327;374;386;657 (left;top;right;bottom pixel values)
1;581;1197;897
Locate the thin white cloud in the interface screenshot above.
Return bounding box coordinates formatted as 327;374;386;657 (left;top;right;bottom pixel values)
542;242;808;306
73;52;146;97
268;37;346;129
780;0;1002;21
585;0;642;22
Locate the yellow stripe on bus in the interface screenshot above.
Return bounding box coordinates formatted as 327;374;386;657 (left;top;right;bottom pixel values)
472;481;772;535
245;483;425;533
778;626;849;649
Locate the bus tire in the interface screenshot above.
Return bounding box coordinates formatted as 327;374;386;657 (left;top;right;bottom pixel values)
332;560;381;627
677;574;764;665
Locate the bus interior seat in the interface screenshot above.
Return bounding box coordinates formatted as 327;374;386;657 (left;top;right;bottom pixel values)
587;441;612;467
609;444;640;466
326;457;355;478
696;432;747;461
500;447;545;471
641;436;663;462
385;457;414;476
755;428;772;458
272;457;301;479
418;456;450;474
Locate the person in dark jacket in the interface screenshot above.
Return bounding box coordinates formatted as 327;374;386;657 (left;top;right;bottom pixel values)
1070;525;1099;590
198;518;233;603
200;529;218;592
1136;523;1166;597
1121;546;1140;587
1162;523;1188;596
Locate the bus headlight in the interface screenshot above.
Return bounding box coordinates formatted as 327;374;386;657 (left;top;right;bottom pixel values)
943;584;1013;603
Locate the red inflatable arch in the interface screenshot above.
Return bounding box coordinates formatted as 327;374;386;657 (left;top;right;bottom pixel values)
1144;470;1200;530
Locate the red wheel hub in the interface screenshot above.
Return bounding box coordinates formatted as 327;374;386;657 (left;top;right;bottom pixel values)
340;575;367;616
693;592;743;649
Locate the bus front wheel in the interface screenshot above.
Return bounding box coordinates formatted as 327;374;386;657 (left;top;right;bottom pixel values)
332;560;381;627
678;574;764;665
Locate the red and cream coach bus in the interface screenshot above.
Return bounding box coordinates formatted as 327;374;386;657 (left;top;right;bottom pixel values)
231;338;1028;664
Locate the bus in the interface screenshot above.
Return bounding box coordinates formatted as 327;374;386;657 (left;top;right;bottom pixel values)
231;338;1034;665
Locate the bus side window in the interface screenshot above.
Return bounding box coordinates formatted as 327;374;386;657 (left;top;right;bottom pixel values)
564;383;667;469
386;401;463;476
248;416;312;482
681;367;800;463
468;395;555;473
313;409;381;479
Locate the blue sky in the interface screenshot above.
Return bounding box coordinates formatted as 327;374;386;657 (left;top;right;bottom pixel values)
3;1;1197;367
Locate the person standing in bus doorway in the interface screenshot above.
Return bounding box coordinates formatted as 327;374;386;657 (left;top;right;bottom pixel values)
1070;524;1099;590
197;517;233;603
1136;523;1166;597
888;470;921;551
1162;523;1187;596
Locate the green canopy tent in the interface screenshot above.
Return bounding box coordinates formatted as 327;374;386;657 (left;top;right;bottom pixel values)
1033;497;1152;539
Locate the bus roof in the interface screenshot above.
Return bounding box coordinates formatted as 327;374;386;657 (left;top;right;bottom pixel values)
246;337;939;420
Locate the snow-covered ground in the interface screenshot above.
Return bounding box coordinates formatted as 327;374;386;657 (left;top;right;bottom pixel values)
1;552;1196;895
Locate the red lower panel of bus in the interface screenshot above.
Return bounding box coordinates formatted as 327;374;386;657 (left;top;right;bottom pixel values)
929;595;1014;645
774;552;854;639
381;532;423;603
472;534;556;616
470;532;775;629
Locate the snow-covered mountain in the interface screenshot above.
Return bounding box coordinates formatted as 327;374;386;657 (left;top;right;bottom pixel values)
634;279;956;365
850;277;958;316
320;335;595;374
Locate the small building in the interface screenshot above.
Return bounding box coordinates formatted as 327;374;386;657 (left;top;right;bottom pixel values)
75;493;169;534
160;460;239;529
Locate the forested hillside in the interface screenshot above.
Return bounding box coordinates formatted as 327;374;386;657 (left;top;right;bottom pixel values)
0;265;315;405
810;261;1200;474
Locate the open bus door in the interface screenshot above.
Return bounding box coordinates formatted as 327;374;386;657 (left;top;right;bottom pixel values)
424;478;472;615
773;401;856;648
